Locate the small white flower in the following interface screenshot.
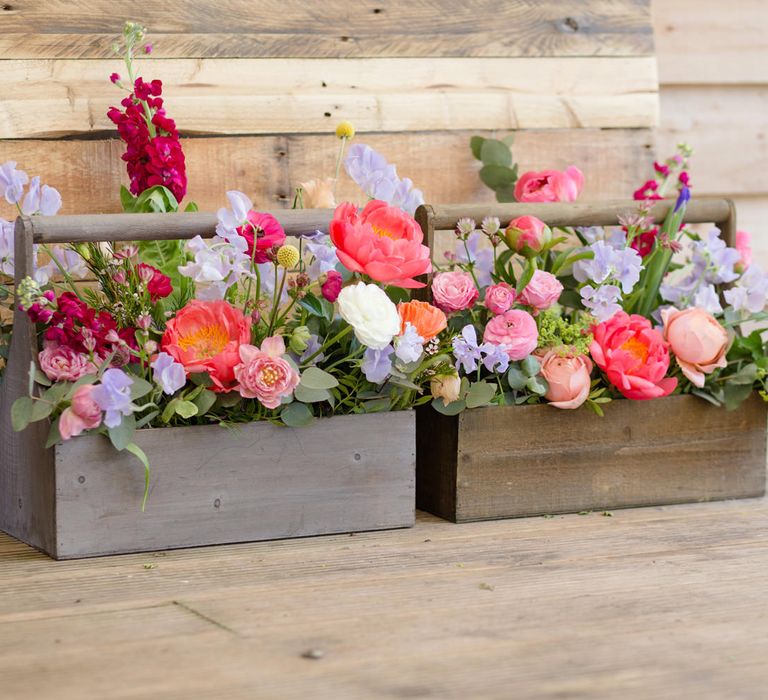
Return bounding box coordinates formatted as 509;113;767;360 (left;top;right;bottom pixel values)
337;282;400;350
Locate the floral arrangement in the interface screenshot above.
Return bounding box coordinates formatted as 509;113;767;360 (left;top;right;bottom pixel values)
424;144;768;416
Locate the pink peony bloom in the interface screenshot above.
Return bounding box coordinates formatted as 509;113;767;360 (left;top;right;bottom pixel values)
519;270;563;311
539;350;593;409
483;309;538;360
735;230;753;271
59;384;102;440
504;215;550;254
329;200;432;289
38;345;97;382
321;270;343;302
238;211;286;264
431;271;479;313
234;336;300;409
484;282;516;315
590;311;677;400
514;166;584;203
661;307;729;388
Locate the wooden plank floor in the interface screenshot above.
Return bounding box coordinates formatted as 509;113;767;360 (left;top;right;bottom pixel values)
2;500;768;699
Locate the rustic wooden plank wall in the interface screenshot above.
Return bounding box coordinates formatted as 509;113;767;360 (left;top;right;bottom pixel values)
0;0;657;220
654;0;768;263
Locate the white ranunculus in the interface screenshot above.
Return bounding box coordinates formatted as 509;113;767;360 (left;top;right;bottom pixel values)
337;282;401;350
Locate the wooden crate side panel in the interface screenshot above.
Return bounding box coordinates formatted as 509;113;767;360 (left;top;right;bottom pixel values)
53;411;416;558
0;1;654;59
454;395;767;521
415;406;459;521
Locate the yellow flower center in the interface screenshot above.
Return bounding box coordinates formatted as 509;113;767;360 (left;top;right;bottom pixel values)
261;366;279;386
372;224;395;239
620;337;649;364
177;324;229;359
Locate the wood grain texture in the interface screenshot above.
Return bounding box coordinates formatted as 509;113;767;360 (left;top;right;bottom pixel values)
0;56;659;138
653;0;768;84
0;129;655;220
417;395;767;522
0;0;654;59
3;499;768;699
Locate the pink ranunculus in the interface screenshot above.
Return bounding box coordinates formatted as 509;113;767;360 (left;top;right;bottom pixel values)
539;350;593;409
38;345;97;382
735;230;753;272
234;336;300;409
321;270;343;302
484;282;516;315
483;309;538;360
59;384;102;440
514;166;584;203
519;270;563;311
329;200;432;289
238;211;286;264
504;215;550;254
431;271;479;314
590;311;677;400
661;307;729;388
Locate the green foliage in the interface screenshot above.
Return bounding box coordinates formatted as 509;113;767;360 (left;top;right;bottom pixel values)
470;134;518;202
536;310;593;355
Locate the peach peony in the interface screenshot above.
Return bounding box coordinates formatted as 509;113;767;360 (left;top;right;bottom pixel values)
234;336;300;409
514;166;584;203
539;350;593;409
397;300;447;341
161;300;252;392
661;307;729;388
329;200;432;288
590;311;677;400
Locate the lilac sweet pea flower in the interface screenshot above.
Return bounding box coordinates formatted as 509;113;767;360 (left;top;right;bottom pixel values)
0;161;29;205
45;246;87;279
151;352;187;395
304;235;339;279
298;334;325;365
724;266;768;313
21;176;62;216
455;232;494;288
580;284;622;323
91;368;134;428
452;324;483;373
0;218;13;275
692;284;723;315
691;230;740;284
216;190;252;234
179;235;251;300
577;226;627;250
480;342;510;374
362;345;394;384
394;323;425;364
574;241;642;294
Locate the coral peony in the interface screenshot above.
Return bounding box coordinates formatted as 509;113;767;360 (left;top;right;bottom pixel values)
234;336;299;409
161;300;252;392
590;311;677;400
539;350;593;409
431;271;479;313
337;282;401;349
519;270;563;311
483;309;538;360
661;307;729;388
514;166;584;203
504;215;550;254
321;270;343;302
397;300;447;340
329;200;431;288
59;384;102;440
484;282;516;315
237;211;286;263
38;345;96;382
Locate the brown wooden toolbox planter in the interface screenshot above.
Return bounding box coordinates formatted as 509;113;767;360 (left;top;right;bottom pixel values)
0;211;415;559
414;199;767;521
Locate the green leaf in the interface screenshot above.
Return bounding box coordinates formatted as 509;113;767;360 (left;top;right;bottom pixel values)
470;135;486;160
108;413;137;451
691;389;722;407
723;382;754;411
431;398;466;415
479;165;516;189
298;293;325;318
506;365;527;390
480;139;512;167
494;183;517;203
184;200;199;212
515;258;537;295
502;133;516;147
526;376;548;396
45;418;62;447
215;391;242;409
192;389;216;415
521;355;540;377
280;401;314;427
173;400;199;419
729;363;758;385
11;396;33;432
120;185;137;212
30;399;53;422
190;372;213;387
300;366;339;390
33;367;52;387
135;410;159;429
385;286;410;304
294;384;332;403
465;381;497;408
361;397;392;413
124;442;151;512
43;382;70;406
129;376;154;400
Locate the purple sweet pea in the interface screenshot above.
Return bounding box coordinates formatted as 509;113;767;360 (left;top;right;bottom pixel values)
573;241;642;294
394;323;425;364
691;230;740;285
298;334;325;365
362;345;394;384
480;342;510;374
724;265;768;314
452;324;483;374
0;161;29;205
304;235;339;279
91;368;134;428
0;218;13;275
674;185;691;212
21;176;62;216
580;284;622;323
151;352;187;395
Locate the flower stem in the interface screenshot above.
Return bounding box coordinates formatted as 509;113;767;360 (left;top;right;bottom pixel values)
333;136;348;199
301;325;353;367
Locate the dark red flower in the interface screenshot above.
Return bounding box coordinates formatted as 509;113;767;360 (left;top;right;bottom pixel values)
321;270;343;302
633;180;662;201
629;227;658;258
137;263;173;301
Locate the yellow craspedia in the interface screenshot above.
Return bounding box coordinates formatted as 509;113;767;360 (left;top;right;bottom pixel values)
276;244;300;269
335;120;355;140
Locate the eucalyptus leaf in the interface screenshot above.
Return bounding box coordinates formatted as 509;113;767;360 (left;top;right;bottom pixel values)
280;401;315;427
479;165;516;189
465;381;497;408
480;139;512;167
521;355;540;377
362;397;392;413
190;372;213;387
33;367;52;387
494;183;517;203
173;400;199;419
11;396;33;432
470;135;486;160
45;418;62;447
300;366;339;390
294;384;332;403
192;389;216;415
729;363;758;385
129;376;154;400
526;375;548;396
431;398;466;416
108;413;136;451
724;382;754;411
30;399;53;422
506;366;527;390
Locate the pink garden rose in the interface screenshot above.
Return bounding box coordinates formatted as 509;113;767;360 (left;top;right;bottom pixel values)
514;166;584;203
484;282;516;315
38;345;96;382
661;307;729;388
431;271;479;313
590;311;677;400
504;215;550;254
483;309;538;360
519;270;563;311
234;336;300;409
538;350;593;409
735;230;753;272
59;384;102;440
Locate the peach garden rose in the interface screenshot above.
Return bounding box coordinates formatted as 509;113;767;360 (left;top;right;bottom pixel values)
538;350;593;409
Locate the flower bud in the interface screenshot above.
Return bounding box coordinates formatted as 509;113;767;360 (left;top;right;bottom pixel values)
289;325;312;354
136;314;152;330
430;372;461;406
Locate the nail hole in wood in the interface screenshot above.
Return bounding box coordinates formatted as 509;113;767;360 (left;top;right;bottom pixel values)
340;36;349;42
17;498;22;509
354;453;361;461
324;112;332;117
2;5;13;11
373;8;382;13
78;475;86;484
213;498;221;509
563;17;579;32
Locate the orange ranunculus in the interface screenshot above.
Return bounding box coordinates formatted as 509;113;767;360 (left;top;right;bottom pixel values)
397;300;447;341
329;200;432;289
161;300;252;392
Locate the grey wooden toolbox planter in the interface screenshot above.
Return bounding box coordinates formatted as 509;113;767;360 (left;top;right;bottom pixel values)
414;198;767;521
0;211;415;559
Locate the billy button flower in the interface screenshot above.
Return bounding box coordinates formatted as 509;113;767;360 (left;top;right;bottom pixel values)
335;121;356;140
276;244;300;269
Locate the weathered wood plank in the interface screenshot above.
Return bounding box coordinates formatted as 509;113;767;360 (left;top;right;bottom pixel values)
0;129;654;219
654;0;768;84
0;0;654;59
0;57;659;138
